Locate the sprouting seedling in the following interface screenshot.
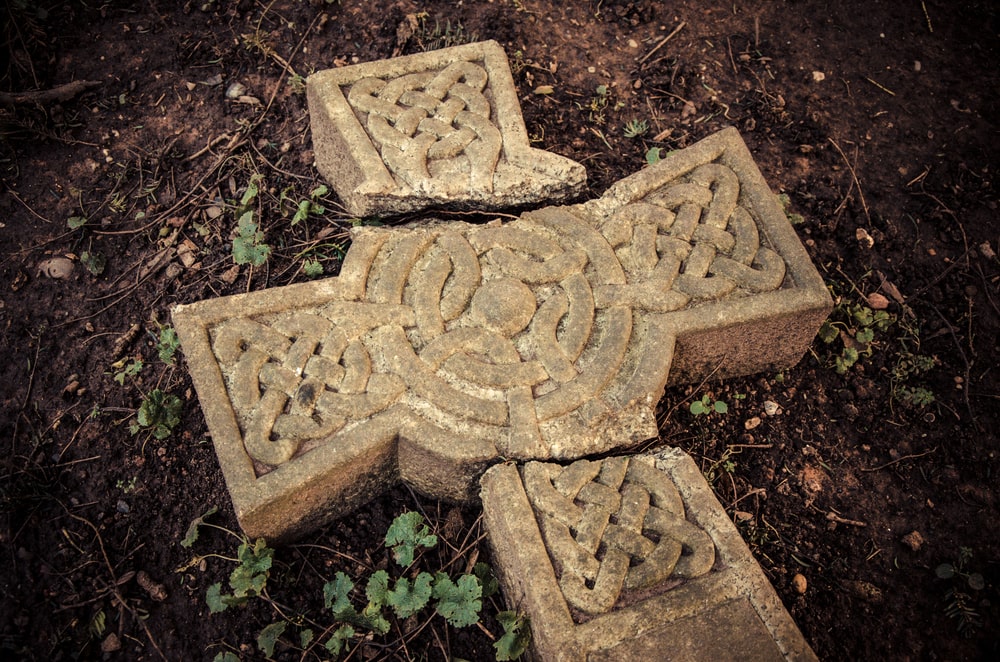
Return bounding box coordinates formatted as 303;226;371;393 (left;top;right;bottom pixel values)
690;394;728;416
623;118;649;138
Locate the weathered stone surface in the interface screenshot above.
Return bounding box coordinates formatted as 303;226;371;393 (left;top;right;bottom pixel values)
480;448;819;661
172;128;830;540
307;41;586;216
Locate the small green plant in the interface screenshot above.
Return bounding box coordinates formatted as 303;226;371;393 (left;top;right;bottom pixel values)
303;258;324;278
116;476;138;493
645;146;664;165
690;394;728;416
495;610;531;660
156;325;180;363
817;301;893;374
130;388;182;439
385;510;437;567
113;357;143;385
288;73;306;94
936;547;986;637
776;193;805;225
579;84;617;125
67;215;88;230
281;184;328;226
207;537;274;612
80;250;106;275
191;511;520;659
232;212;271;266
623;118;649;138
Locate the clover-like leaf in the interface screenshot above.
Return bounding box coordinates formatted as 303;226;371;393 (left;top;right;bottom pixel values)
386;572;433;618
324;571;355;615
324;624;355;655
365;569;390;608
206;582;229;614
385;511;437;568
432;573;482;628
494;611;531;661
181;505;218;548
257;621;286;658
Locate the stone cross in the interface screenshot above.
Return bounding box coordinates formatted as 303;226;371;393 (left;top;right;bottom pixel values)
172;127;830;542
174;42;827;659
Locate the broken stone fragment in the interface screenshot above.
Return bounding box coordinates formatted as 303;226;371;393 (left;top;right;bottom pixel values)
307;41;586;216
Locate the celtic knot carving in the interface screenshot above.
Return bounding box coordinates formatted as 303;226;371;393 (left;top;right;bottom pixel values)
523;457;715;616
347;61;502;193
598;163;786;312
206;158;795;468
212;310;408;466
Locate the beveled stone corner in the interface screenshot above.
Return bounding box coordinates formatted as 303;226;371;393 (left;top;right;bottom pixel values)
307;40;586;217
480;449;819;661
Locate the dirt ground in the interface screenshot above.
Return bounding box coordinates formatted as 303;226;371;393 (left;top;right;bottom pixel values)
1;1;998;660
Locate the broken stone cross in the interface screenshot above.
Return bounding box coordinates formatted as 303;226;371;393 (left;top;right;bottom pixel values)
172;127;831;543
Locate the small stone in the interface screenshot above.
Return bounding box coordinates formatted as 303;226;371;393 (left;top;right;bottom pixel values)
744;416;762;430
855;227;875;248
38;257;75;279
628;39;638;48
811;71;825;82
205;205;223;219
763;400;781;416
980;241;996;259
867;292;890;310
185;81;197;91
116;499;130;514
901;530;924;552
225;82;247;99
791;573;808;595
221;264;241;284
101;633;121;653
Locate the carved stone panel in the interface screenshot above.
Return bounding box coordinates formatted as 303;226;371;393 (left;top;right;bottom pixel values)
481;449;820;661
307;41;586;216
523;457;715;617
172;128;831;541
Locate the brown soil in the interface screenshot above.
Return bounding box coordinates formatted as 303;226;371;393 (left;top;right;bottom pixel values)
2;1;998;660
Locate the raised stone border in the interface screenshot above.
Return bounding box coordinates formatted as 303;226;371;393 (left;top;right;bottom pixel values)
481;448;819;661
172;127;831;542
307;40;586;216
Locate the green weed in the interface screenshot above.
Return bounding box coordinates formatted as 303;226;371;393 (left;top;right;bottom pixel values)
936;547;986;637
623;118;649;138
187;511;523;660
156;325;180;364
130;388;182;440
232;212;270;266
690;394;728;416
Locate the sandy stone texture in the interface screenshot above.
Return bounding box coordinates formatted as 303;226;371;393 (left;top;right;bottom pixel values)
307;40;587;216
480;449;819;661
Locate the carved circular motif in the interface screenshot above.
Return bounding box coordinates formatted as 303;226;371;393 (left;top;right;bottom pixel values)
470;277;537;336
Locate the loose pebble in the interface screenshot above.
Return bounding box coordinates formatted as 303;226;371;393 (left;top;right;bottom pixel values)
792;573;808;595
901;530;925;552
867;292;890;309
225;82;247;99
763;400;781;416
811;71;825;82
39;257;75;279
744;416;762;430
101;633;122;653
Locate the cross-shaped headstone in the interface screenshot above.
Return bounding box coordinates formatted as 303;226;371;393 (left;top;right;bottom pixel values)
173;127;830;542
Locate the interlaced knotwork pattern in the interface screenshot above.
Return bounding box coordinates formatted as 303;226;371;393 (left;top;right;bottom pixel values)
523;457;715;616
347;61;502;192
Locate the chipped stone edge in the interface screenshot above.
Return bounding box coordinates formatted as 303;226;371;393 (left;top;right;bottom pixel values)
306;40;586;216
480;451;819;662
